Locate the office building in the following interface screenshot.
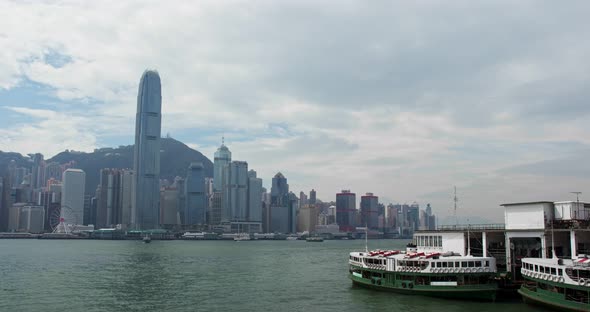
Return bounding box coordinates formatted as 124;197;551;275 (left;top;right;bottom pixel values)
336;190;356;232
61;169;86;225
185;162;206;225
213;139;231;192
247;170;263;223
360;192;379;230
132;70;162;230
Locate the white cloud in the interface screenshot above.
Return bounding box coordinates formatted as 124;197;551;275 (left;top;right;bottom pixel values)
1;1;590;220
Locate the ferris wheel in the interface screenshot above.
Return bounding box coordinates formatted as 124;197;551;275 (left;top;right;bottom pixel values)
49;205;80;233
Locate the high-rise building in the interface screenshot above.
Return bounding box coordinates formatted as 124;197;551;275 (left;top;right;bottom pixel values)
297;204;318;233
360;192;379;230
224;161;248;221
96;169;133;228
17;205;45;233
160;187;179;228
0;176;8;231
269;173;295;233
44;162;62;182
247;170;263;222
270;172;289;206
185;162;206;225
61;169;86;226
309;189;317;205
132;70;162;230
336;190;356;232
213;139;231;192
299;191;308;209
30;153;44;190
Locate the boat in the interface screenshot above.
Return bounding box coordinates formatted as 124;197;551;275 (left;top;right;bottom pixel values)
142;234;151;243
348;242;498;301
306;236;324;242
519;255;590;311
234;233;251;241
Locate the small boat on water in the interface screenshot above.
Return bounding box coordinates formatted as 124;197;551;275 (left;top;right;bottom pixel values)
143;234;151;243
519;255;590;311
234;233;251;241
306;236;324;242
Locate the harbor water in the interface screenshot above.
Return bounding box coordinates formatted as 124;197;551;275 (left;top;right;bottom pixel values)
0;239;544;312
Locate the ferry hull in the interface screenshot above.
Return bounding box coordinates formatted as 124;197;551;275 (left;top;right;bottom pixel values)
518;286;589;312
349;274;497;302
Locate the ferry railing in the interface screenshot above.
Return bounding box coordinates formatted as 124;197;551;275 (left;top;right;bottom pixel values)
435;224;505;231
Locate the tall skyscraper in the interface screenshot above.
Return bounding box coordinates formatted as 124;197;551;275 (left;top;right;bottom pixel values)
270;172;289;206
360;192;379;230
185;162;206;225
309;189;317;205
336;190;356;232
224;161;248;221
213;139;231;192
132;70;162;230
44;162;62;182
270;173;295;233
96;169;133;228
61;169;86;225
247;170;263;222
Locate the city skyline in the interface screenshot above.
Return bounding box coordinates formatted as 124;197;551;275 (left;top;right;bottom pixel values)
1;2;590;223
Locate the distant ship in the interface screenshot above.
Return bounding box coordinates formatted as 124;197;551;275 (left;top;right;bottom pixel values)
234;233;251;241
142;234;151;243
519;253;590;310
348;243;498;301
306;236;324;242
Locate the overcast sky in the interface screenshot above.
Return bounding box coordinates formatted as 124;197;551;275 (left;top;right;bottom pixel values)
1;1;589;222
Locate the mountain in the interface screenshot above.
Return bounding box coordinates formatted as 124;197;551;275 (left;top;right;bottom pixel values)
0;138;213;194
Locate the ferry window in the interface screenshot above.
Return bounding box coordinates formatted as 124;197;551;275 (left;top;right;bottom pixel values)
558;269;563;276
455;261;460;267
437;236;442;247
468;261;475;268
551;268;556;275
448;262;454;268
437;262;442;268
429;236;433;246
420;236;424;246
534;265;538;271
486;261;490;267
475;261;482;267
442;262;448;268
462;262;467;267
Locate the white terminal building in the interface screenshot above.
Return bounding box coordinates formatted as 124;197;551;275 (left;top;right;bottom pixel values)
415;200;590;281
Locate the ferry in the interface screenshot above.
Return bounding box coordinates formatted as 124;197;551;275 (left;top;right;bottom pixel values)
519;254;590;310
234;233;252;241
349;242;498;301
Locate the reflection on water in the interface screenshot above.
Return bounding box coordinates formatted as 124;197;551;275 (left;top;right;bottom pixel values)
0;240;541;312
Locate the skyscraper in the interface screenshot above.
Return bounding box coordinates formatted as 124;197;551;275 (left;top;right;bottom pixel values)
132;70;162;230
270;173;295;233
213;139;231;192
224;161;248;221
336;190;356;232
309;189;317;205
360;192;379;230
247;170;263;222
270;172;289;206
61;169;86;225
185;162;206;225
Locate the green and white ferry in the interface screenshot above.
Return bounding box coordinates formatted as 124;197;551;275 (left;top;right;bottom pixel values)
349;240;498;301
519;255;590;311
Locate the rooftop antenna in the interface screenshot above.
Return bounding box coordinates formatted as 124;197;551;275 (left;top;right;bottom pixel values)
551;218;557;259
467;218;471;256
454;186;458;227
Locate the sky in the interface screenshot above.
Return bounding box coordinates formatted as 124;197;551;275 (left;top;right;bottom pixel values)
1;1;589;223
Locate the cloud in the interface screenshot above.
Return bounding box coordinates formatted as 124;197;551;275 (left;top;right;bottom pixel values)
1;1;590;221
